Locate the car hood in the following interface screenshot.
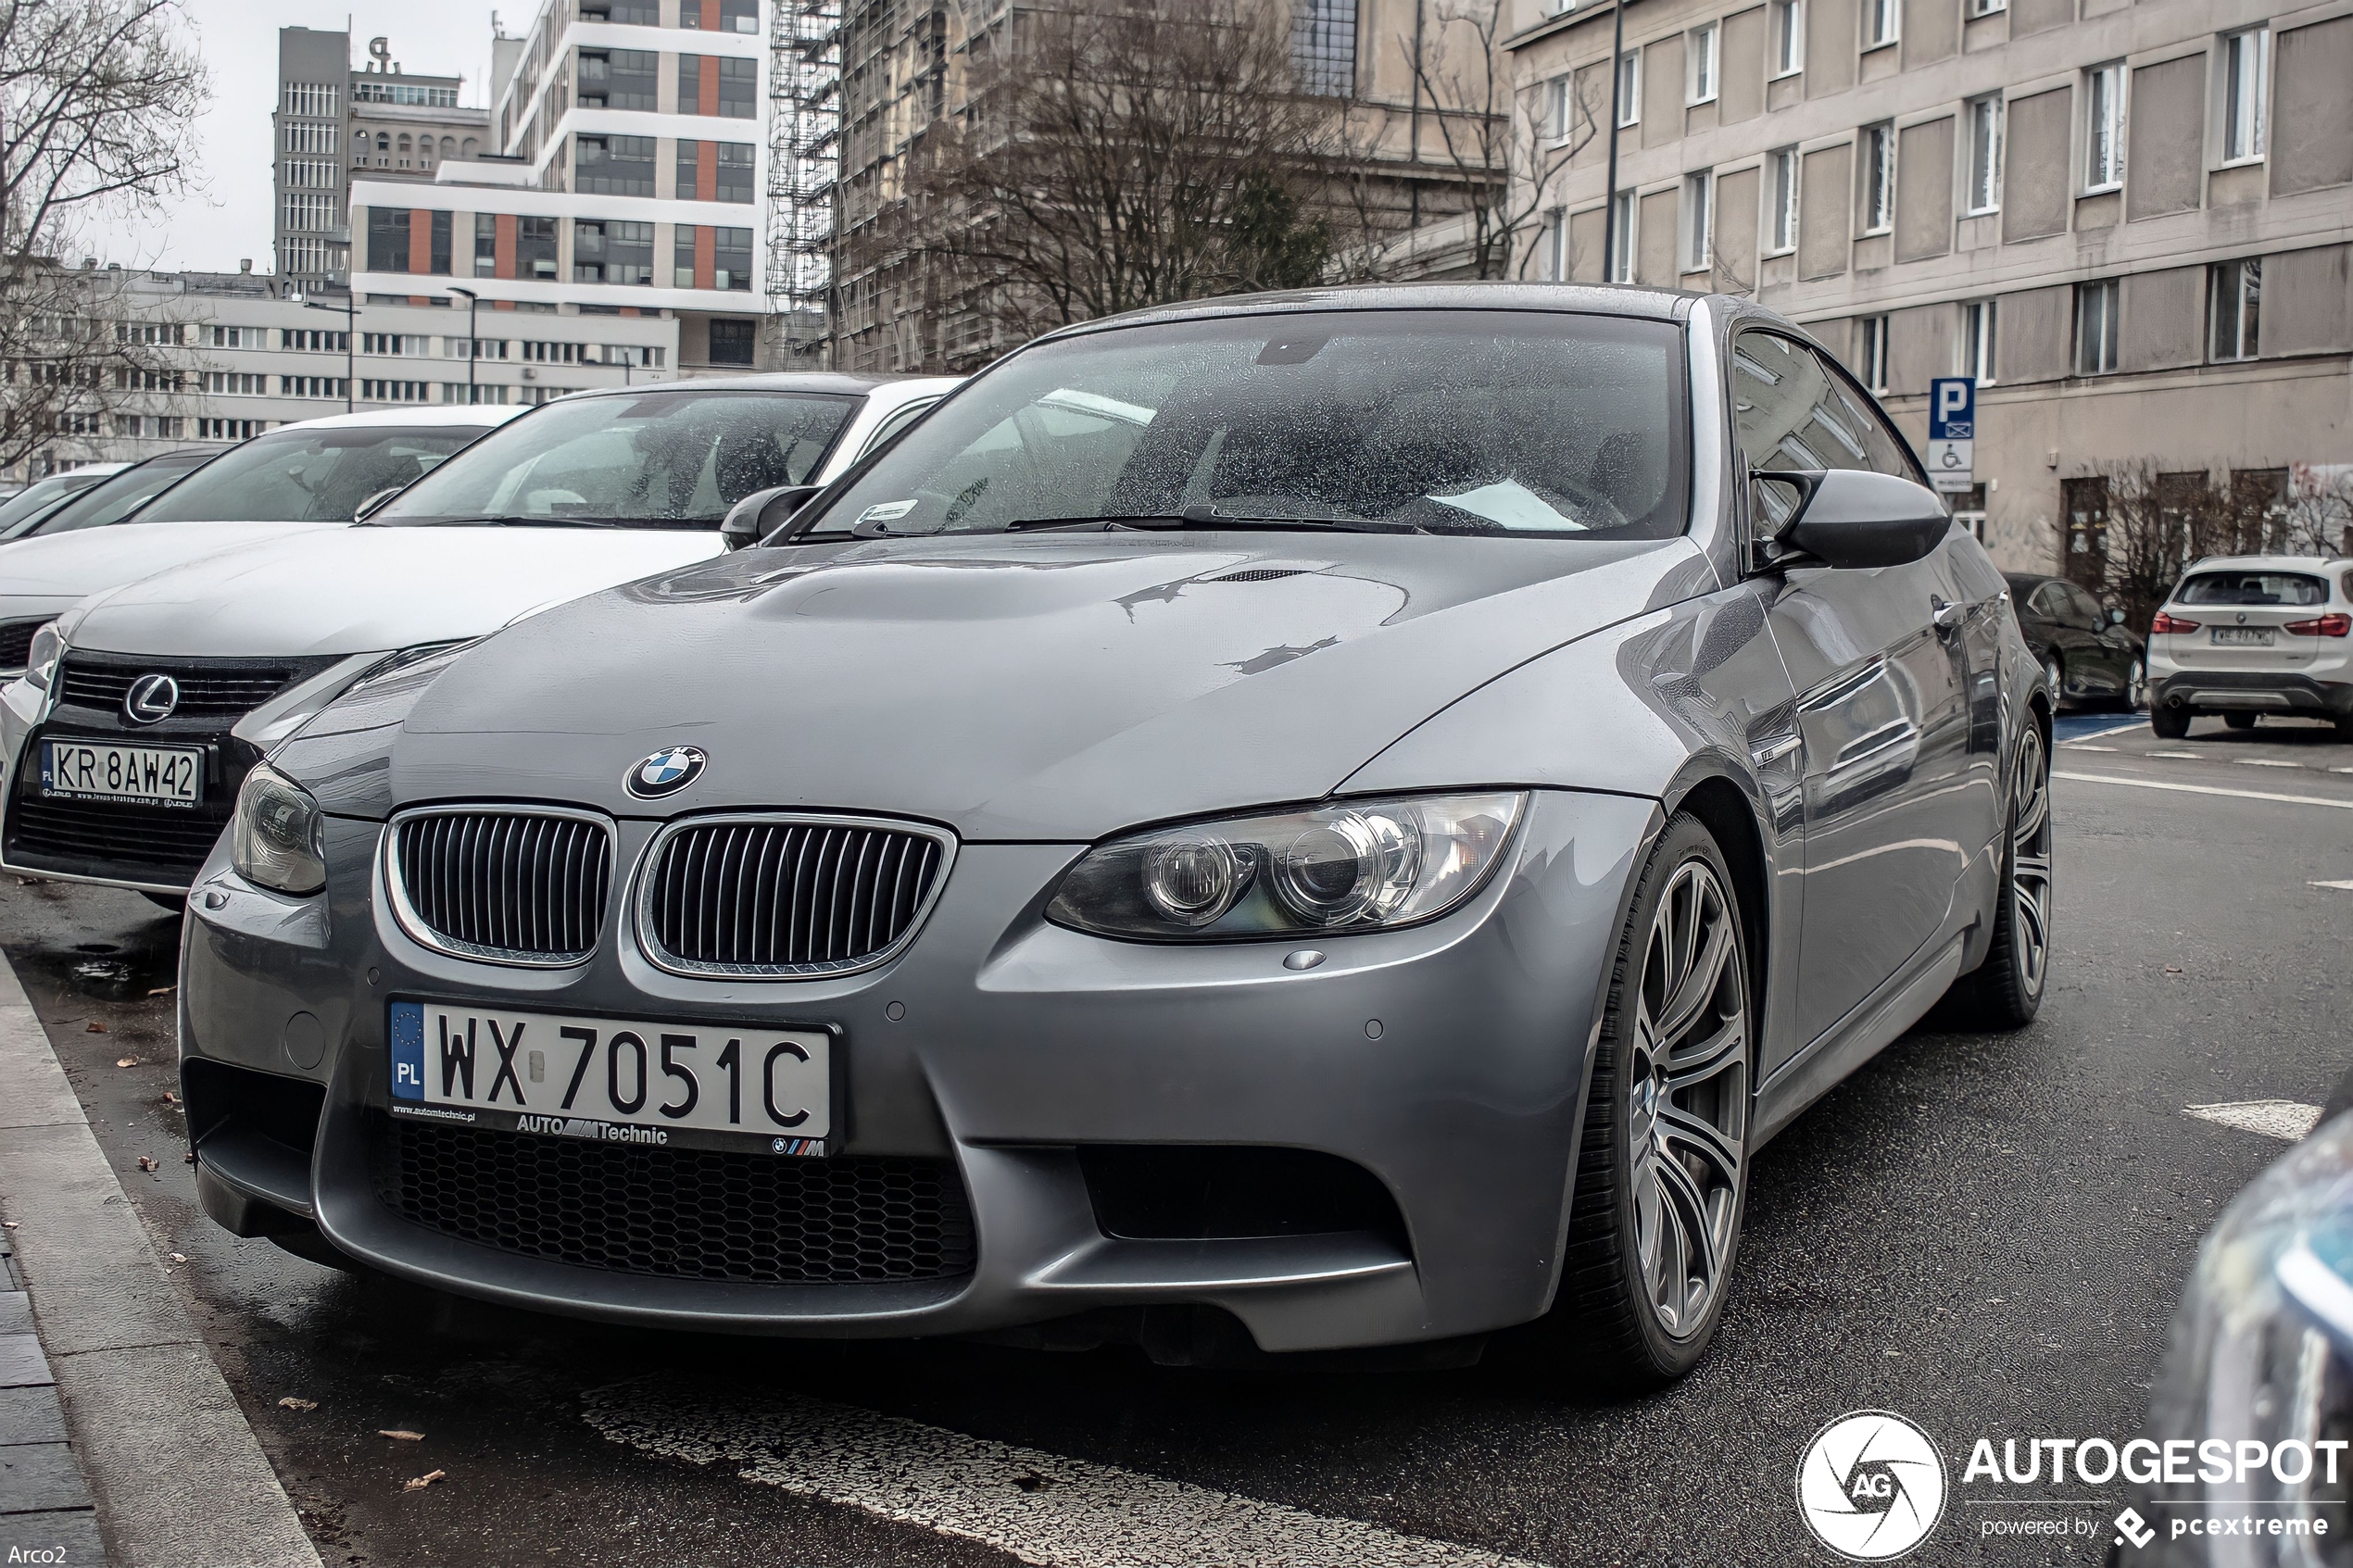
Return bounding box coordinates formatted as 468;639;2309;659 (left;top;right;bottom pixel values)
64;524;726;659
379;532;1713;840
0;521;336;605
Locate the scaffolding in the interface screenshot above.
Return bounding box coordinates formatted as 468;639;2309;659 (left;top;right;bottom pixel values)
768;0;843;359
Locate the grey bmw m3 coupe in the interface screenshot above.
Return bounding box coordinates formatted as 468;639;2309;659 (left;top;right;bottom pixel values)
180;284;2050;1386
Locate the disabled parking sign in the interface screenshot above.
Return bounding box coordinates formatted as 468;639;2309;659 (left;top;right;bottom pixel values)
1926;378;1975;494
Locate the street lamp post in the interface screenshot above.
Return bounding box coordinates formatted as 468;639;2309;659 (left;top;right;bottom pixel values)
448;286;479;404
1602;0;1629;284
301;292;357;412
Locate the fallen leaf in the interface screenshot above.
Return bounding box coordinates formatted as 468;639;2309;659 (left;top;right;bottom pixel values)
167;1252;185;1264
403;1470;446;1492
182;1152;196;1165
160;1091;177;1104
146;985;174;996
136;1156;157;1173
115;1058;138;1069
277;1397;318;1412
2;1221;18;1229
379;1430;425;1441
89;1022;110;1035
2165;966;2183;973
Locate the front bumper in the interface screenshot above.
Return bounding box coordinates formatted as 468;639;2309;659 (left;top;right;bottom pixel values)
179;788;1658;1353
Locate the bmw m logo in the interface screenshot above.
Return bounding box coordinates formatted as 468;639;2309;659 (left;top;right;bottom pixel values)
123;673;179;725
626;746;706;799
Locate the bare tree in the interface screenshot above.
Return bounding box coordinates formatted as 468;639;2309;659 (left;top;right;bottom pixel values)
1400;0;1600;280
901;0;1365;363
0;0;208;476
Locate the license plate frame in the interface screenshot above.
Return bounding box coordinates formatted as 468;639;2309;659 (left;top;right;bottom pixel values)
386;999;837;1157
2210;627;2276;646
37;737;205;808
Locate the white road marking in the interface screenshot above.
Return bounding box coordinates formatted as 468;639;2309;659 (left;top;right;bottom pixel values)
2147;751;2202;759
2055;771;2353;810
2068;744;2118;752
2184;1101;2323;1141
2312;880;2353;892
2238;759;2303;768
582;1383;1548;1568
2061;721;2148;744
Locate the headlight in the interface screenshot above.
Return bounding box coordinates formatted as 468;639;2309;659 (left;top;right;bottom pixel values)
231;763;326;895
1048;792;1525;941
23;621;62;689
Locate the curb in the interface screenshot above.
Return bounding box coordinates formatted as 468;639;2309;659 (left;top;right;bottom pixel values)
0;948;321;1568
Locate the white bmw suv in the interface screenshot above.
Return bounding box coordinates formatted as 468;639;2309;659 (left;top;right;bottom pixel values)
2146;555;2353;740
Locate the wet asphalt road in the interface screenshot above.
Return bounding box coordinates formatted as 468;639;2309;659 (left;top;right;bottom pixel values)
6;709;2350;1568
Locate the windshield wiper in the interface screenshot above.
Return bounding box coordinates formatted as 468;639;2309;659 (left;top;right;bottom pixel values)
1003;504;1418;535
368;514;643;529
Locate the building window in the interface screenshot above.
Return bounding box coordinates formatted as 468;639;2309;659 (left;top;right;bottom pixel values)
2084;64;2124;190
2063;476;2108;579
679;0;759;29
577;134;658;197
2074;279;2119;374
1768;147;1798;252
716;226;754;290
709;318;757;366
1860;123;1894;233
719;56;758;118
716;142;756;203
1544;208;1568;280
1861;0;1897;49
197;419;266;442
1682;171;1712;271
576;47;659;111
1687;23;1718;105
579;1;660;20
280;375;348;399
1967;0;2004;16
1962;299;1997;384
1608;189;1635;282
367;207;411;272
1965;95;2002;215
210;326;269;349
1616;50;1640;128
1292;0;1357;96
1772;0;1804;77
1856;315;1890;393
2221;29;2268;163
2208;257;2261;361
359;380;433;403
518;217;558;282
279;328;346;352
429;210;452;276
1546;76;1571;141
573;220;655;284
203;370;269;395
282;82;340;118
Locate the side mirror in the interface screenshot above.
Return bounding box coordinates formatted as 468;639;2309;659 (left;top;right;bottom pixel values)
353;487;402;521
1759;469;1951;571
2108;607;2126;626
719;484;824;550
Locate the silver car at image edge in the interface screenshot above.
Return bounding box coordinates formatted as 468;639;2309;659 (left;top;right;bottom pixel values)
178;284;2050;1386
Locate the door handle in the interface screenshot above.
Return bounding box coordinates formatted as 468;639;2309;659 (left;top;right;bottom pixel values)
1931;597;1969;634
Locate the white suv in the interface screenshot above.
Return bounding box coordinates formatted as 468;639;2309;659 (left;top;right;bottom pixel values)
2146;555;2353;740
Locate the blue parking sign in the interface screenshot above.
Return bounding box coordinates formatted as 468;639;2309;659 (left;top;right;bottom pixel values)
1930;378;1975;441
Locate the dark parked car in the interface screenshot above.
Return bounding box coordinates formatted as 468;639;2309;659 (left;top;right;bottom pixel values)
2005;572;2145;710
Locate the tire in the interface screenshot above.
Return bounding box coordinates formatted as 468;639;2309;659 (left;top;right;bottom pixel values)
1942;722;2052;1031
1548;814;1753;1391
141;892;185;914
2151;705;2190;740
2224;712;2257;732
2044;655;2067;712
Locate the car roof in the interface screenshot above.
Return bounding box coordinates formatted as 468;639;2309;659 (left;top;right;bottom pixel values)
2180;555;2352;572
1028;282;1700;345
274;405;524;432
559;370;957;401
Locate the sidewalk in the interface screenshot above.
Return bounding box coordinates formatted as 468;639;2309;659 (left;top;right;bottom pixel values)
0;947;321;1568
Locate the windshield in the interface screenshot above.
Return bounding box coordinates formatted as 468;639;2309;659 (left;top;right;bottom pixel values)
373;391;858;529
2176;571;2329;608
0;472;108;537
132;425;489;524
29;457;213;535
803;310;1690;538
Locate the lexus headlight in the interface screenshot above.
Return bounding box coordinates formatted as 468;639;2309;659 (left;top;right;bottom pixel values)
1048;792;1525;941
231;763;326;895
23;621;62;689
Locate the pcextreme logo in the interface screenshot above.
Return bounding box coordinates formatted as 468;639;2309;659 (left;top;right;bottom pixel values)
1797;1410;1950;1561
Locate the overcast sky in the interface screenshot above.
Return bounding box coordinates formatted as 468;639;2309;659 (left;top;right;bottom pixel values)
76;0;503;274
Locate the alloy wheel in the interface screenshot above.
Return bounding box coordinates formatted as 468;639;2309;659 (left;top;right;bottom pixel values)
2045;656;2065;705
1626;859;1748;1339
2127;659;2146;710
2008;727;2054;997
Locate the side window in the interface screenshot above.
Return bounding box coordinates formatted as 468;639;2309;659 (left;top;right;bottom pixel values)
858;397;940;459
2064;584;2107;628
2029;583;2069;621
1809;354;1920;483
1731;330;1839;534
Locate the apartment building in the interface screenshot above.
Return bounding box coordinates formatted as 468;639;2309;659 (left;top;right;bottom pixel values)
344;0;779;373
273;28;495;290
13;266;676;481
1507;0;2353;571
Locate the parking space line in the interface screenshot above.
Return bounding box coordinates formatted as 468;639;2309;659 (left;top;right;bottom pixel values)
2058;721;2147;745
2184;1102;2323;1141
2239;759;2303;768
2055;771;2353;809
2146;751;2202;759
2313;881;2353;892
582;1383;1548;1568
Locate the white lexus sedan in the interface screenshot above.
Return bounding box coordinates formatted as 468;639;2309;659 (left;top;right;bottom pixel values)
0;407;520;679
0;372;957;904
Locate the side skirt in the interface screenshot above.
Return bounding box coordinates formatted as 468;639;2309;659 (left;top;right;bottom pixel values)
1750;932;1968;1148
